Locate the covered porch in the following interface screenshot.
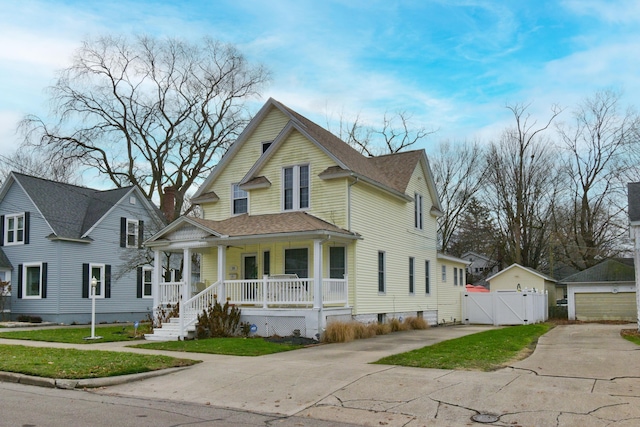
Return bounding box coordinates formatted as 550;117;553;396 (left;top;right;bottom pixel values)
145;213;360;340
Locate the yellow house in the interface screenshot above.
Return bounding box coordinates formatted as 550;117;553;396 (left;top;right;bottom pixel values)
145;98;466;339
486;263;558;306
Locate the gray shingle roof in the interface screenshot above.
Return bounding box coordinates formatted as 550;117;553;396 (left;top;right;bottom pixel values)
561;258;635;283
0;247;12;269
12;173;134;239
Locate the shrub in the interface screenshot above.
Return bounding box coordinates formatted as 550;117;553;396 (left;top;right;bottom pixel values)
16;315;42;323
353;322;377;339
322;321;355;343
373;322;391;335
405;316;429;330
196;297;241;338
389;317;410;332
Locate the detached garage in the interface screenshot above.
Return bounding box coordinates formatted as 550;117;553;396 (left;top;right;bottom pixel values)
561;258;637;322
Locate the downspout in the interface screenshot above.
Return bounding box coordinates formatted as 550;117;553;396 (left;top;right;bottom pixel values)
347;176;359;322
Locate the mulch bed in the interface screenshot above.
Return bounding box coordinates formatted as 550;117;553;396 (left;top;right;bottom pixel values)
264;335;320;346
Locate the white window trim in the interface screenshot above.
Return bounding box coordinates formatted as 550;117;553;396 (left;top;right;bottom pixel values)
89;263;106;299
5;212;25;246
282;164;310;211
142;266;153;298
22;262;42;299
409;257;415;295
231;183;249;215
126;219;139;248
425;260;431;295
378;251;386;294
442;265;447;282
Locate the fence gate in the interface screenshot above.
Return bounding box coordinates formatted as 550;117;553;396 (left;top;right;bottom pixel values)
463;291;548;326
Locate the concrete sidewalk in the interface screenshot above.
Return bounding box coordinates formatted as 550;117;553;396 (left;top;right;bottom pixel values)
2;323;639;426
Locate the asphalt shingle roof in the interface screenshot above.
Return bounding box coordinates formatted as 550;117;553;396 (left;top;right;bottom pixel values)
561;258;635;283
189;212;358;238
12;172;134;239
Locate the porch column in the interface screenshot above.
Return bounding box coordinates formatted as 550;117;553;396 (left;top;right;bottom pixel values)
182;248;192;300
218;245;226;301
152;249;162;317
313;239;323;309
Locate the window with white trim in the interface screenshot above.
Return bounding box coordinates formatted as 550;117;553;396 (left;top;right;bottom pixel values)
454;267;458;286
409;257;415;294
442;265;446;282
22;263;43;299
425;260;431;294
283;164;309;210
5;213;25;245
89;263;106;298
284;248;308;278
143;267;153;298
378;251;386;293
414;193;423;229
126;219;139;248
232;183;248;215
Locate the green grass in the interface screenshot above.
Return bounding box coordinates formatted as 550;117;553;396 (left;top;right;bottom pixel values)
132;337;304;356
0;325;148;344
0;344;199;379
375;324;551;371
621;329;640;346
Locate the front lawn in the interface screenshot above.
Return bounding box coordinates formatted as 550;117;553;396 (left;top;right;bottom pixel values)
0;344;199;379
621;329;640;345
0;325;146;344
132;337;304;356
375;324;551;371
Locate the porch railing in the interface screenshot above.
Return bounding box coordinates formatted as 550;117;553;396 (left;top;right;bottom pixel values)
163;276;349;338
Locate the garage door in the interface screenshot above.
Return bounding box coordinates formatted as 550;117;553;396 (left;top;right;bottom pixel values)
575;292;637;322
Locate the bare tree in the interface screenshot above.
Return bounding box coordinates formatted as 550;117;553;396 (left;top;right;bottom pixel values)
0;150;79;185
21;34;270;220
431;139;488;252
485;103;563;269
554;90;639;269
328;110;436;156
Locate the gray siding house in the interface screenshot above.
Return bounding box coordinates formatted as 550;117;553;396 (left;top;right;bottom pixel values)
0;172;166;324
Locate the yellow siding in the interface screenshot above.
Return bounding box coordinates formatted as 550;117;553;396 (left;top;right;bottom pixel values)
435;260;467;322
249;130;347;226
489;269;544;291
350;163;439;316
200;108;290;220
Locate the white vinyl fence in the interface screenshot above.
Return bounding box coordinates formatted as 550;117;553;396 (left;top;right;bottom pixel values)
463;290;548;326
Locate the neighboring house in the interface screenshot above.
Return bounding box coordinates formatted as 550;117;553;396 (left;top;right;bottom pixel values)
0;248;10;319
0;172;166;324
560;258;637;322
486;263;558;307
461;251;499;279
145;98;469;340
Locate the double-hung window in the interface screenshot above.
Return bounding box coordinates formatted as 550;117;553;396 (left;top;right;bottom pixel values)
5;213;26;245
425;260;431;294
284;248;308;278
232;184;248;215
22;263;45;299
120;218;143;248
126;220;138;247
454;267;458;286
283;165;309;210
378;251;386;293
442;265;447;282
414;193;423;230
143;267;153;298
409;257;415;294
90;263;106;298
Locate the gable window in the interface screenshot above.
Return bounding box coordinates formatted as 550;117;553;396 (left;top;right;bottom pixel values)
425;260;431;294
414;193;423;230
409;257;415;294
3;212;29;246
442;265;446;282
285;248;308;278
283;165;309;211
378;251;386;293
329;246;346;279
19;262;47;299
83;263;111;298
262;141;272;153
120;218;144;248
232;184;248;215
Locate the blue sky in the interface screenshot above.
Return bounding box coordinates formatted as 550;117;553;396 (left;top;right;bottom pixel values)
0;0;639;167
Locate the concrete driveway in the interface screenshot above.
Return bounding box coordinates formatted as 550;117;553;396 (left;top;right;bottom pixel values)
93;323;640;426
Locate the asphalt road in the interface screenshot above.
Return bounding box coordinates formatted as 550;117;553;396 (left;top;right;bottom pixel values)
0;382;360;427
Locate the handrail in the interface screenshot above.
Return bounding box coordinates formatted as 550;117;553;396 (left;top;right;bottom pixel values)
179;280;222;339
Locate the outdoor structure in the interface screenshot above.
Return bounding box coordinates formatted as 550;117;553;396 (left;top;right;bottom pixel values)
463;289;548;326
560;258;637;322
145;98;469;340
0;172;166;323
627;182;640;330
486;263;558;307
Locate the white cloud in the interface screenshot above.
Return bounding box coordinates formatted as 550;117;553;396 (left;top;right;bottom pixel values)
562;0;640;24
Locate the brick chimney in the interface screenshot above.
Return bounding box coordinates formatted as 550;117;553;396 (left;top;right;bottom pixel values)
162;186;176;222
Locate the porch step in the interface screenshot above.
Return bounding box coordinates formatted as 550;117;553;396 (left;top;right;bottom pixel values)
144;317;197;341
